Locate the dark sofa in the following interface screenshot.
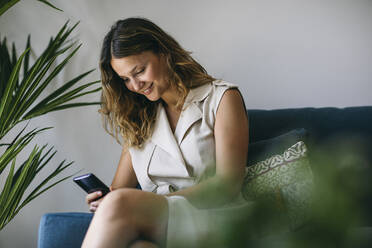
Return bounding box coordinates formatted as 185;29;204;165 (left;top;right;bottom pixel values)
38;106;372;248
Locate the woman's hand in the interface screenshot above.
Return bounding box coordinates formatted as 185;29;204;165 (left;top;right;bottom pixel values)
86;187;113;212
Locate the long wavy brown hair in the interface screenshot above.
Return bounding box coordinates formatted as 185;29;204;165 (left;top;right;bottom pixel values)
99;17;215;148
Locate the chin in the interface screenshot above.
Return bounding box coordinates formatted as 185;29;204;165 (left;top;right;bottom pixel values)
145;95;160;102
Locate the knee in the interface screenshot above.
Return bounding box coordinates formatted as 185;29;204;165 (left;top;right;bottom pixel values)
97;188;137;220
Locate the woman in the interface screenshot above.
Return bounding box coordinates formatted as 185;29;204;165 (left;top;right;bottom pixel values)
82;17;249;248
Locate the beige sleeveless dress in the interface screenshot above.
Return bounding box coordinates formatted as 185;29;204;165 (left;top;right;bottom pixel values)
129;80;253;247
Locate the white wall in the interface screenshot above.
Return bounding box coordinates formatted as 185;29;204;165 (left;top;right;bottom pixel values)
0;0;371;247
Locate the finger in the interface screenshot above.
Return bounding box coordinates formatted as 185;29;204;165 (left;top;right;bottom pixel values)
87;191;102;202
89;206;96;213
86;191;102;204
91;201;99;208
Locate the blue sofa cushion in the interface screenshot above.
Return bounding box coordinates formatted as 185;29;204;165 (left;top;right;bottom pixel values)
38;212;93;248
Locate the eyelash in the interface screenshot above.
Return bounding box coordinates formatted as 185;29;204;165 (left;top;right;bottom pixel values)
121;67;146;84
136;67;145;75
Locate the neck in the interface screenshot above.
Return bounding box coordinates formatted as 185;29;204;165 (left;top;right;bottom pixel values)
161;86;188;112
162;94;179;110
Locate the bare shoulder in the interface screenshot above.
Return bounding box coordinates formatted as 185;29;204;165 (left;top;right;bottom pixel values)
216;88;247;122
214;87;248;146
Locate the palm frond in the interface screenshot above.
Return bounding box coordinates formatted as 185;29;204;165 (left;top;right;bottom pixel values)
0;138;75;230
0;159;16;214
23;34;31;79
0;0;20;16
0;20;100;230
36;0;62;12
0;127;51;174
0;48;29;122
0;22;100;139
0;0;62;17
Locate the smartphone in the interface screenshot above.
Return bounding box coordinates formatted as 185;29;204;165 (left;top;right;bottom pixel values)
73;173;110;197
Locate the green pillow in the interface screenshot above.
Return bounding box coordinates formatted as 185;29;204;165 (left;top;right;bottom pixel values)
242;141;313;230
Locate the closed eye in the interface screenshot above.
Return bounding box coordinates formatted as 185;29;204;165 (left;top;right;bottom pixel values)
121;77;129;84
119;66;146;84
135;67;146;75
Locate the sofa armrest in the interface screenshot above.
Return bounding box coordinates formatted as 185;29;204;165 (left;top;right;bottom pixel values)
38;212;93;248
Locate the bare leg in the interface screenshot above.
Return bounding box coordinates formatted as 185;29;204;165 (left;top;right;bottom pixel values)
82;188;168;248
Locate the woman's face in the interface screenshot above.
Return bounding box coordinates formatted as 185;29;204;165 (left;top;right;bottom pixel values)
110;51;170;101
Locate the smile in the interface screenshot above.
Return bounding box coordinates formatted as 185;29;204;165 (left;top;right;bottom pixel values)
142;82;154;95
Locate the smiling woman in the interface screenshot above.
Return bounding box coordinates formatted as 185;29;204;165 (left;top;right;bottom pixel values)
99;18;216;148
83;17;249;248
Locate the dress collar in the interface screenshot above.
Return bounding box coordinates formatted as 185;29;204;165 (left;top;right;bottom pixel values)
151;82;214;154
151;105;184;159
184;82;212;105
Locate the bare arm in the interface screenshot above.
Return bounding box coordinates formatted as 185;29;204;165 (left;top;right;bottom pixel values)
86;146;138;212
166;89;249;209
111;146;138;190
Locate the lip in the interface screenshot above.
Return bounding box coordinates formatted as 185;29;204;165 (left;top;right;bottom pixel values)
142;82;153;95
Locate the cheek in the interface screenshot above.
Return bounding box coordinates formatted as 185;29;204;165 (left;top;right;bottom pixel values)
141;68;157;81
124;82;135;92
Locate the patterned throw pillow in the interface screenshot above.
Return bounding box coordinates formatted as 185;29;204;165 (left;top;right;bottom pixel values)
247;128;308;165
242;141;313;230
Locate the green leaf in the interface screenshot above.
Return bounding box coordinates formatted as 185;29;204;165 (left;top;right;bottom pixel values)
0;0;20;17
0;48;29;123
9;42;76;127
2;54;46;132
0;0;62;17
35;146;56;174
35;102;101;116
11;145;43;187
11;42;17;66
5;121;29;149
0;146;38;227
0;20;99;230
0;159;16;212
15;173;73;217
23;34;31;78
25;70;97;115
36;0;62;12
2;55;58;134
18;44;82;121
0;21;99;139
19;160;74;209
28;21;69;69
26;85;101;118
0;127;50;173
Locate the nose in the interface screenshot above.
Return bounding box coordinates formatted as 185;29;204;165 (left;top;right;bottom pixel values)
131;78;144;92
